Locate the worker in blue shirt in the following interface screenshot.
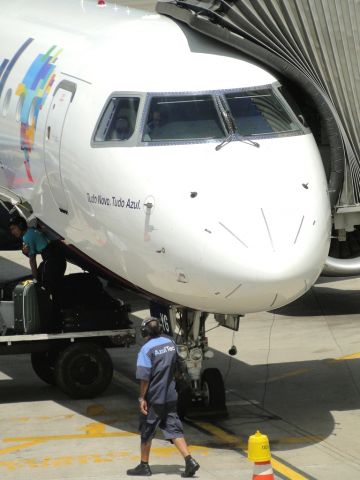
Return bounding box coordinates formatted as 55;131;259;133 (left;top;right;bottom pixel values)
9;216;66;297
127;316;199;477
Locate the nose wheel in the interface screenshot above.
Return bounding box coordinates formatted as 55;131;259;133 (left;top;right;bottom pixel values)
201;368;226;410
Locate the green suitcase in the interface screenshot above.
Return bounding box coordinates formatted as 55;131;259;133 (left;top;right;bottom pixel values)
13;280;42;334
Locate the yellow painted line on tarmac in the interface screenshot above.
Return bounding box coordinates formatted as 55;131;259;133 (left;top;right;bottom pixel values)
0;441;43;456
258;351;360;382
271;458;309;480
194;422;310;480
331;351;360;362
0;451;132;471
259;368;311;383
86;404;106;416
0;413;76;424
3;422;137;444
0;447;209;472
194;422;246;449
273;435;324;445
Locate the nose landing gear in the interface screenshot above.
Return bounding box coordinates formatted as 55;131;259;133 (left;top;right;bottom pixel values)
160;307;228;418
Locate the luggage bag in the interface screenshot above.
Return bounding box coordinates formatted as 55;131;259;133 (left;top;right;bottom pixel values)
13;280;52;334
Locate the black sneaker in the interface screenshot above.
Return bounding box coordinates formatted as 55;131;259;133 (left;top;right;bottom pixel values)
127;463;152;476
181;457;200;477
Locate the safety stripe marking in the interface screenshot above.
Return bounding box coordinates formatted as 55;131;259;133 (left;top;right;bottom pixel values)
253;474;275;480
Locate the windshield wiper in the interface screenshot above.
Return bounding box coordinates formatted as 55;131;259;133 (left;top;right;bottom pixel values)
216;132;260;151
215;96;260;150
237;134;260;149
215;133;235;151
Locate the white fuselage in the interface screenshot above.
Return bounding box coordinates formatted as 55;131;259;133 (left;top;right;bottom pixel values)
0;0;331;314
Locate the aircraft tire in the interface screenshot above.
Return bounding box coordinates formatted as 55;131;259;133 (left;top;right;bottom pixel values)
31;351;58;385
201;368;226;409
55;343;113;399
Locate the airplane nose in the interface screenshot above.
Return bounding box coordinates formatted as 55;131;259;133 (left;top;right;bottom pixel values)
148;137;331;314
199;201;331;313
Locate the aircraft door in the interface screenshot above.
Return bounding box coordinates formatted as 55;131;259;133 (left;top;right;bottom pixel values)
44;80;76;214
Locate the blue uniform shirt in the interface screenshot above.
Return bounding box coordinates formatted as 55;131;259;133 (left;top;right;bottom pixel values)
136;335;178;405
22;228;49;257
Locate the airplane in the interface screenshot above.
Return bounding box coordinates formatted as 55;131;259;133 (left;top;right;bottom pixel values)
0;0;332;408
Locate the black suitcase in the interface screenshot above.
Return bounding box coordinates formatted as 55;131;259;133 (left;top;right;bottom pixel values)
13;280;53;334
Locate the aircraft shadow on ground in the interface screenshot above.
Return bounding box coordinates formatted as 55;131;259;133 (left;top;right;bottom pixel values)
273;284;360;316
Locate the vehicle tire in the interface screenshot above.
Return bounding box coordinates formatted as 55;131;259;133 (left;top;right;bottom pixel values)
201;368;226;409
31;351;59;385
55;343;113;399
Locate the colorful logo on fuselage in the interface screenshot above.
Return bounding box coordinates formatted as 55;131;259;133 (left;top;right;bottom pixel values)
15;45;62;183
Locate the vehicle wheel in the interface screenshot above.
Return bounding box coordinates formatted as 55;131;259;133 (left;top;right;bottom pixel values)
31;351;59;385
201;368;226;409
55;343;113;399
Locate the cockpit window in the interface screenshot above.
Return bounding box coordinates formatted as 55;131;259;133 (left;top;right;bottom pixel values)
225;89;300;136
143;95;225;142
94;97;140;142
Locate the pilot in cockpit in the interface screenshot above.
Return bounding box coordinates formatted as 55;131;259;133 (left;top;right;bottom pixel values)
110;117;131;140
145;110;166;140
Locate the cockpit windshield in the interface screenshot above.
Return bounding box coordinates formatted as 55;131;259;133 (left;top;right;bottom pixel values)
225;89;300;136
92;86;304;147
142;95;225;142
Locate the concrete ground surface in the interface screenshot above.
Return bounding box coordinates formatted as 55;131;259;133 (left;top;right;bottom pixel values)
1;251;360;479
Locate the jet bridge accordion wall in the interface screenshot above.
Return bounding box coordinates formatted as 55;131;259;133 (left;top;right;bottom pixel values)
157;0;360;208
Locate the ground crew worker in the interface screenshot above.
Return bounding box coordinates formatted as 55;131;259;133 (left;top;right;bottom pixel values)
9;216;66;299
127;316;199;477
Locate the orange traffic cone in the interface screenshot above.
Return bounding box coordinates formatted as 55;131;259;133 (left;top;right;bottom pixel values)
252;460;275;479
247;431;275;480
